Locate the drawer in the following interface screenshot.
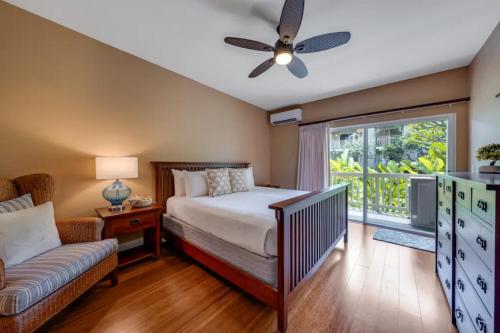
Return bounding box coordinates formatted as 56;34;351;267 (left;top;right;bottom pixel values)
437;176;445;194
456;182;472;211
437;230;452;259
456;234;494;315
437;213;452;241
456;206;494;271
438;198;452;220
472;188;496;226
438;182;446;203
455;262;493;332
110;212;156;236
437;253;452;307
455;293;481;333
444;178;453;202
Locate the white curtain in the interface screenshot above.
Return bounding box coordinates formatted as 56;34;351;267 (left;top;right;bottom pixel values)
296;122;330;191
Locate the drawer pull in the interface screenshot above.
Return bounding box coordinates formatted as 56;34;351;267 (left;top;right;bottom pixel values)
457;279;465;292
446;185;452;193
438;241;442;248
477;200;488;212
438;220;443;227
446;207;451;215
445;279;450;289
129;218;141;225
477;275;487;293
455;308;464;322
475;315;487;332
457;218;465;228
476;235;487;250
445;256;451;265
446;231;451;240
437;260;442;268
457;249;465;260
439;201;443;207
458;191;465;200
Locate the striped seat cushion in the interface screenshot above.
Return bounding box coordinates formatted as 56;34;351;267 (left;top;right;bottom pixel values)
0;239;118;315
0;194;34;213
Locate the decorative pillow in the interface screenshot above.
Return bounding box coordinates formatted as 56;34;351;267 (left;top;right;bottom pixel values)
183;171;208;197
0;193;34;214
206;168;232;197
229;168;250;193
0;202;61;268
244;167;255;188
172;169;186;196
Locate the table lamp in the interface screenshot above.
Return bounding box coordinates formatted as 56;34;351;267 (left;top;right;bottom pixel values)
96;156;138;210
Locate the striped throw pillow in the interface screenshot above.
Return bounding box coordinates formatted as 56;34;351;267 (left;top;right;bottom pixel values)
0;194;34;213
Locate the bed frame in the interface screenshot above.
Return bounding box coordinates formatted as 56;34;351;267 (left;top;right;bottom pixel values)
152;161;348;332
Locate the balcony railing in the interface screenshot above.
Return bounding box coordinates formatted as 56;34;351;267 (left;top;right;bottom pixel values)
331;172;430;218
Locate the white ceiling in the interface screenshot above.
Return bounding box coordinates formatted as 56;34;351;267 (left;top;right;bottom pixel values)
6;0;500;110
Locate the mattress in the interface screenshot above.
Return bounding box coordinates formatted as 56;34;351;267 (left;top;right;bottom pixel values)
166;186;307;257
164;215;277;287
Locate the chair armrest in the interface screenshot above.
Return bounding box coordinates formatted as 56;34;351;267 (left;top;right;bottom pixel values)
0;259;5;290
56;217;104;244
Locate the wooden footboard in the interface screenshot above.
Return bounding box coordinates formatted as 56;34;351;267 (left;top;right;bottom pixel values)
152;162;348;333
269;184;348;332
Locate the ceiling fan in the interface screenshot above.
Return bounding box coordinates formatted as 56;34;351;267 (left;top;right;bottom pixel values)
224;0;351;79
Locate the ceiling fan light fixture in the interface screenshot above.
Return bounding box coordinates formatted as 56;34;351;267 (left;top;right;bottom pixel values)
275;51;292;65
274;41;293;65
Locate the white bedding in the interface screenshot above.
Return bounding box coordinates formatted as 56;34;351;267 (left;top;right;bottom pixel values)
166;186;307;257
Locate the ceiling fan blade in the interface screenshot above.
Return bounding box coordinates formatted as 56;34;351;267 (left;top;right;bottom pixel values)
278;0;304;43
249;58;275;78
287;56;308;78
295;32;351;53
224;37;274;52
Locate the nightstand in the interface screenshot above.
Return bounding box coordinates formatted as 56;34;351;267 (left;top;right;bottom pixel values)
96;204;162;268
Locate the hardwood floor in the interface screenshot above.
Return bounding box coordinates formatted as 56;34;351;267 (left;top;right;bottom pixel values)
38;223;456;333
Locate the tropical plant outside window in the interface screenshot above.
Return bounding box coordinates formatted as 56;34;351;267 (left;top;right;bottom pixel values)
330;120;448;220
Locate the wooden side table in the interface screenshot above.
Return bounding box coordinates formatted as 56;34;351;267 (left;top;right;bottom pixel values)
96;204;162;268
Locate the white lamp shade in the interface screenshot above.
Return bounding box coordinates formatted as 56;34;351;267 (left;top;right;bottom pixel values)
95;156;138;180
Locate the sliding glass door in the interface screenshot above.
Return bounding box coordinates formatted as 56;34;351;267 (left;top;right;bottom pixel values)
330;128;364;221
330;115;455;229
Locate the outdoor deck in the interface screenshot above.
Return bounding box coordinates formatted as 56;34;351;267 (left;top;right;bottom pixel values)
332;172;435;236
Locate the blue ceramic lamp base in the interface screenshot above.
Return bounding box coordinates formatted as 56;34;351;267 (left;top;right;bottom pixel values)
102;179;131;211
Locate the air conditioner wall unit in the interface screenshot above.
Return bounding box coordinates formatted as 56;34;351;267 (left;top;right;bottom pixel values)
270;108;303;125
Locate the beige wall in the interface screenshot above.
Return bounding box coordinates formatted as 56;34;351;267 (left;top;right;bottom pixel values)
0;2;270;219
469;23;500;170
271;68;470;189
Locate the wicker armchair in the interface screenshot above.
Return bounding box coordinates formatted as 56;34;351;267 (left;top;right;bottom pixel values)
0;174;118;333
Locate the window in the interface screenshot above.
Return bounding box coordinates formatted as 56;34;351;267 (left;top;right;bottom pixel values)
329;114;456;229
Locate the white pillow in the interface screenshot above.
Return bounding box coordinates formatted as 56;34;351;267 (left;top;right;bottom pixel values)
0;202;61;268
183;171;208;197
244;167;255;188
172;169;186;196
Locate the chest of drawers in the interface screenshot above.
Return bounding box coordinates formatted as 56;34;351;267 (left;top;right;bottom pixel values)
436;172;500;333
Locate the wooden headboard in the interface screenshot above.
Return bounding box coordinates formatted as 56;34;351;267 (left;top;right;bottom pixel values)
151;161;250;211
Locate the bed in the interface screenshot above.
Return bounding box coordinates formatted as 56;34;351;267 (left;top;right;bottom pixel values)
152;162;348;332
